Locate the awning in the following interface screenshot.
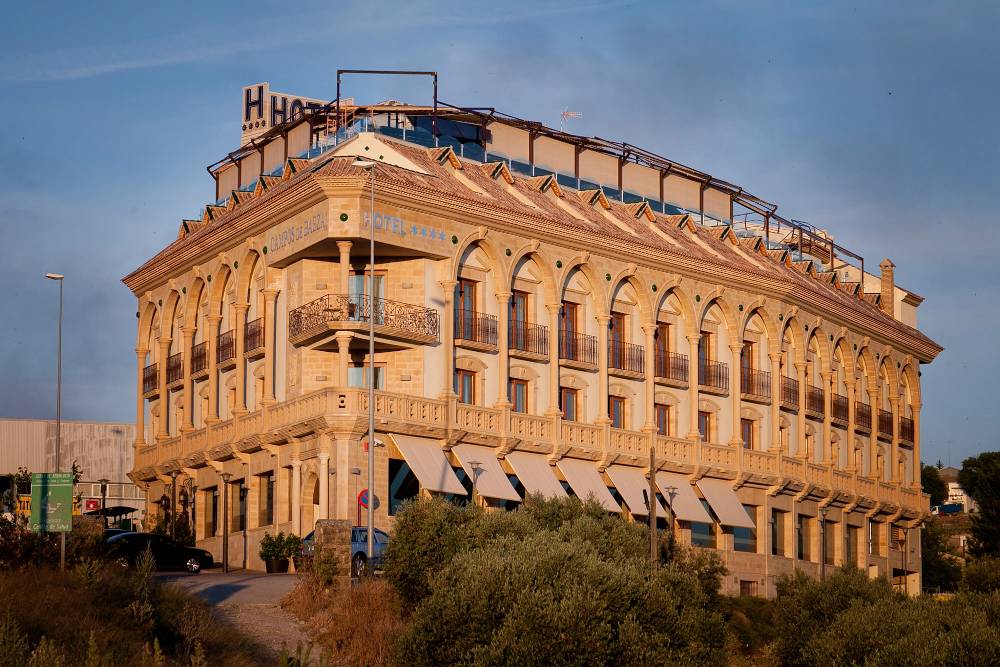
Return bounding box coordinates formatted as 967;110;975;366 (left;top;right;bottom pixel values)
390;434;466;495
696;477;755;528
505;451;567;499
451;444;521;502
606;465;664;517
555;458;620;512
656;472;713;524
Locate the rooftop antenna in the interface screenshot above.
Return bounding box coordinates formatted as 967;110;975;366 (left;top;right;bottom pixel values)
560;107;582;133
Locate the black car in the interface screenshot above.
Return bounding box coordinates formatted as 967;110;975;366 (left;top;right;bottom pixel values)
107;532;214;573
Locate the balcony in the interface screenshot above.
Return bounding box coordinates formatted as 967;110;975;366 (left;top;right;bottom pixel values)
559;331;598;370
654;349;688;386
142;363;158;398
878;409;893;440
899;416;914;444
244;317;264;359
609;340;644;378
855;402;872;433
191;341;208;379
455;310;498;351
780;376;799;411
288;294;440;347
509;321;548;361
166;353;183;387
698;359;729;395
806;384;825;419
740;368;770;403
217;330;236;369
832;393;848;425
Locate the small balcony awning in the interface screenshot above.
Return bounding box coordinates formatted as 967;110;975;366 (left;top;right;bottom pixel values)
505;451;567;500
695;477;755;529
451;444;520;502
555;458;619;512
390;434;465;495
655;472;713;524
606;465;665;517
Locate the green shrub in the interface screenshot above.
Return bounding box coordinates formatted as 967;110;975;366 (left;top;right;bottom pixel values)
259;532;285;561
282;533;302;560
387;495;727;666
962;556;1000;593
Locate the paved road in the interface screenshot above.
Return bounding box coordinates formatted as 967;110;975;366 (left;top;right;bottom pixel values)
157;571;297;604
158;571;311;662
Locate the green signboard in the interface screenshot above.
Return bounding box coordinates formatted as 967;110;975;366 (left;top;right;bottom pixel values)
29;473;73;533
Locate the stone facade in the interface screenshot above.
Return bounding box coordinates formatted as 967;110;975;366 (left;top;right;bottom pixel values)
123;100;940;593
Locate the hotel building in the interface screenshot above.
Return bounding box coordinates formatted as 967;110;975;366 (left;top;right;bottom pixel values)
123;82;941;594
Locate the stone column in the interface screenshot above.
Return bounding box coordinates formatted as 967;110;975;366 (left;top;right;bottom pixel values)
440;281;457;399
546;303;562;415
334;332;353;386
596;315;611;423
135;348;147;447
181;326;195;431
262;288;279;404
889;396;901;483
495;291;512;407
641;324;657;432
337;241;352;294
795;361;807;459
822;370;833;465
769;352;782;452
686;334;701;440
335;437;352;520
910;404;922;489
318;448;331;521
233;304;249;414
866;381;878;479
157;338;171;440
291;460;302;536
729;343;743;447
206;315;221;422
846;380;857;472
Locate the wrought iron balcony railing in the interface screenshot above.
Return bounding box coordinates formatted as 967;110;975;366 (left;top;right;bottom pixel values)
142;363;158;395
288;294;440;343
217;330;235;365
855;402;872;431
609;340;644;374
166;353;183;384
244;317;264;355
509;321;548;356
832;393;849;424
780;376;799;409
559;331;597;365
654;350;688;383
740;368;771;401
455;309;498;346
806;385;825;416
899;416;914;443
698;359;729;392
191;341;208;375
878;409;894;439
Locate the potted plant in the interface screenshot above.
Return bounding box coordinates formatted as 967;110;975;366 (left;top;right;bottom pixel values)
284;533;303;569
260;532;289;573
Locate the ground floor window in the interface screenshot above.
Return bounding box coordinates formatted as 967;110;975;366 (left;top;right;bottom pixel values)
733;504;757;552
823;518;836;565
739;580;759;597
689;499;716;548
846;525;860;565
257;472;274;527
389;459;420;516
771;509;786;557
206;487;219;537
230;479;246;533
797;514;812;561
870;520;882;556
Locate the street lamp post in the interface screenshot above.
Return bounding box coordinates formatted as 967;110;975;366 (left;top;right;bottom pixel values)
220;472;231;573
468;461;483;506
98;478;109;529
170;471;178;540
353;157;376;563
45;273;65;571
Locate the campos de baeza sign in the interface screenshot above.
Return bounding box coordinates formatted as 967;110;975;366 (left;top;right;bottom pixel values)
29;473;73;533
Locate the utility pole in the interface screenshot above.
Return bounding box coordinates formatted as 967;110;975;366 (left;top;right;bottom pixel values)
45;273;65;571
648;445;657;569
220;472;231;573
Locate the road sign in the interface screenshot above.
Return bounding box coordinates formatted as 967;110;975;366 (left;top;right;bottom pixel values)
358;488;369;509
29;473;73;533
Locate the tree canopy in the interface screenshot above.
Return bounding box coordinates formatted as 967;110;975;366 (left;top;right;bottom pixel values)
959;452;1000;556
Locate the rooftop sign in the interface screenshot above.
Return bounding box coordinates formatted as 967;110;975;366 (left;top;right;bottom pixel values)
241;82;330;144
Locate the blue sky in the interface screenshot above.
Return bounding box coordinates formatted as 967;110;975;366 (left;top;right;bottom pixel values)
0;1;996;466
